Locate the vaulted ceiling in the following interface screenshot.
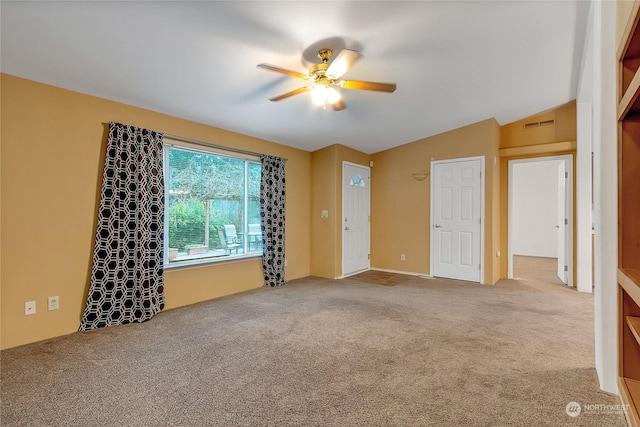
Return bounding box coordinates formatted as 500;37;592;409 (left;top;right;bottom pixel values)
1;1;590;154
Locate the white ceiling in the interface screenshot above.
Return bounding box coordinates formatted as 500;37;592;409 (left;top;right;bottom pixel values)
1;1;590;154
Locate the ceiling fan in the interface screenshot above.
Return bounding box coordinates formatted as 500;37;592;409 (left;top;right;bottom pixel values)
257;48;396;111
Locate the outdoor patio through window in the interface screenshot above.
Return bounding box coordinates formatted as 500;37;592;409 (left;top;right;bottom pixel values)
164;144;262;266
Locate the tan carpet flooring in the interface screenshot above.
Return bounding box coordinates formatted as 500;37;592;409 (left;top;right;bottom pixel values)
0;270;625;426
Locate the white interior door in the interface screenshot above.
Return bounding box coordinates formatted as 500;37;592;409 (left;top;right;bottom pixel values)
342;162;370;276
557;161;568;284
431;158;483;283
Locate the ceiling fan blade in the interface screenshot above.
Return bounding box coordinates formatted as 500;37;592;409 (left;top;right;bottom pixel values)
257;64;310;80
332;99;346;111
326;49;362;79
269;86;311;102
340;80;397;93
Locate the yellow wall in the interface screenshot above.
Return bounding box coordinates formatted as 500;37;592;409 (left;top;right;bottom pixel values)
1;74;311;349
310;146;337;278
500;102;576;149
370;119;501;284
310;144;370;278
489;120;502;285
498;101;577;280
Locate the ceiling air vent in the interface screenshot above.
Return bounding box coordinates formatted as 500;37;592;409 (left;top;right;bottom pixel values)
523;119;555;130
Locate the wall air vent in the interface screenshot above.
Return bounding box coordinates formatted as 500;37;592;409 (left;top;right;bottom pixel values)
523;119;556;130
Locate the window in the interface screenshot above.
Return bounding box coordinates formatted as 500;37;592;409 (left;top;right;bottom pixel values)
349;173;364;187
163;143;262;267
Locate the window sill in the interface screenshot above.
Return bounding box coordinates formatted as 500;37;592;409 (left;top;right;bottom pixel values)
164;253;262;271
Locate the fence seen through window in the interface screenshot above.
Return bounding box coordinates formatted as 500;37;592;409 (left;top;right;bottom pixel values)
164;145;262;266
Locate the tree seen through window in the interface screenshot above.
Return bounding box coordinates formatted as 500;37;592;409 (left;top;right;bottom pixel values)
165;146;261;264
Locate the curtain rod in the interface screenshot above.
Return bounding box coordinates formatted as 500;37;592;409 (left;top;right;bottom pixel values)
163;133;287;161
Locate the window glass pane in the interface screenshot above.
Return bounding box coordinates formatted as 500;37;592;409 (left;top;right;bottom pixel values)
247;162;263;253
165;145;260;266
350;173;364;187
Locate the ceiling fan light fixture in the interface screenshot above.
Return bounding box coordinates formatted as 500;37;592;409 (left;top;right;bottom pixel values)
311;84;341;106
311;85;328;106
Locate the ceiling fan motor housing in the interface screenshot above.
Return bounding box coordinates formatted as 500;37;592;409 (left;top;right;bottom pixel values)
310;63;330;80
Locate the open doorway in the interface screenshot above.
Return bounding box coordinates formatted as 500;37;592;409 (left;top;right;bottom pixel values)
508;155;574;287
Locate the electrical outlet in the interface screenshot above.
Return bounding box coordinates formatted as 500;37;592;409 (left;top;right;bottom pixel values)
400;254;406;261
48;296;60;311
25;301;36;316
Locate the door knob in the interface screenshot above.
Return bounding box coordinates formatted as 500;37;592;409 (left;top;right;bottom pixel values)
434;224;442;228
345;226;350;231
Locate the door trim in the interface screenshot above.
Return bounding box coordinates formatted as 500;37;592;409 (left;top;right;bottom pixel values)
429;156;485;284
341;161;371;278
507;154;574;287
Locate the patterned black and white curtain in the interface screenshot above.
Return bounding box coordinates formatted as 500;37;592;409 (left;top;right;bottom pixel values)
260;155;287;287
80;122;165;331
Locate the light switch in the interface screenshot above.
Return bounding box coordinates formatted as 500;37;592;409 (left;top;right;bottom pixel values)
321;210;329;218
